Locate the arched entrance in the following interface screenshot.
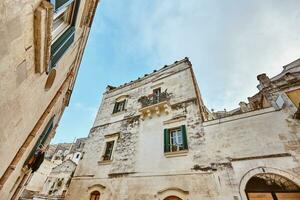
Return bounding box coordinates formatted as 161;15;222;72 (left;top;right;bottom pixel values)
246;173;300;200
164;196;183;200
90;191;100;200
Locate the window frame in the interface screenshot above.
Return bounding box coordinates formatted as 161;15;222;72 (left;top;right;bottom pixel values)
169;128;184;152
99;133;119;164
49;0;80;69
164;125;188;155
112;99;126;114
52;2;74;42
102;140;115;161
153;87;162;103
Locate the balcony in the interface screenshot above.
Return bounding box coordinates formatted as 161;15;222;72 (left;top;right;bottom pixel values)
138;91;171;119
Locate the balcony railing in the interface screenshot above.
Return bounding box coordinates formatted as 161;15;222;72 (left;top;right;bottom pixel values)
138;90;171;108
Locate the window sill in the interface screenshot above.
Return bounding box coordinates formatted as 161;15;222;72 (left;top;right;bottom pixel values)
164;150;188;158
112;110;126;116
98;160;112;165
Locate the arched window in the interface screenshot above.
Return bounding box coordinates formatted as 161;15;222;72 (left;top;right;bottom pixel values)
246;173;300;200
164;196;182;200
90;191;100;200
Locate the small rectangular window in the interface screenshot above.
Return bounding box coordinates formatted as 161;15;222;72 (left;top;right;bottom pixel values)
102;141;115;161
113;100;126;113
164;125;188;153
52;3;74;42
169;129;184;152
153;88;161;104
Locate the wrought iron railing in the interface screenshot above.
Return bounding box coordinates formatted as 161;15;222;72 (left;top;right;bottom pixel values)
138;90;171;108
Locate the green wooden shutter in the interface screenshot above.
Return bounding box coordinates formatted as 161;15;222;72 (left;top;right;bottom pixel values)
24;117;54;166
50;26;75;69
164;129;170;153
181;125;188;150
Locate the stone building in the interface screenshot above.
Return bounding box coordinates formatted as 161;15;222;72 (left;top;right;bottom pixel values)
0;0;98;198
33;160;77;200
20;138;87;199
66;58;300;200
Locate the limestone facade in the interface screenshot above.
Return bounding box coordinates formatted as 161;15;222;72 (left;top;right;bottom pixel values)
20;138;87;199
66;58;300;200
0;0;99;199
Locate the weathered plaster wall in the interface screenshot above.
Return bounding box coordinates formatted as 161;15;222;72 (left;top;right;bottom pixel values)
25;160;56;193
66;60;300;200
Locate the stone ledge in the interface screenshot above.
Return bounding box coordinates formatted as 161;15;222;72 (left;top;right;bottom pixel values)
98;160;112;165
164;150;188;158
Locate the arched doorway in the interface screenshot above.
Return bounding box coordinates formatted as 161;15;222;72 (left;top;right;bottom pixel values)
164;196;183;200
90;191;100;200
246;173;300;200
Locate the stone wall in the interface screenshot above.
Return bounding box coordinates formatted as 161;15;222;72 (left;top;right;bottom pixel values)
66;59;300;200
0;0;99;198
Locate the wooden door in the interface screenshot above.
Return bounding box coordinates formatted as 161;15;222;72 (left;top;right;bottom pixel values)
276;193;300;200
247;193;274;200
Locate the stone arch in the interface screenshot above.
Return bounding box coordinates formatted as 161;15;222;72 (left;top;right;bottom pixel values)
87;184;106;193
89;190;100;200
157;187;189;200
87;184;106;200
164;196;183;200
239;167;300;200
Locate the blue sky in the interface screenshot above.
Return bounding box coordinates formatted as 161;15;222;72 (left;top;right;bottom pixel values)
52;0;300;143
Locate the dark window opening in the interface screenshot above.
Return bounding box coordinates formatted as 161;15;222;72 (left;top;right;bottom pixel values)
102;141;115;161
153;88;161;104
90;191;100;200
113;100;126;113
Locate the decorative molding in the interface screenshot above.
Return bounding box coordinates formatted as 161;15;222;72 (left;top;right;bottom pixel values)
157;187;189;200
80;0;99;27
104;132;120;140
115;95;129;102
163;116;186;125
151;81;164;89
34;0;53;73
158;187;189;195
87;184;106;193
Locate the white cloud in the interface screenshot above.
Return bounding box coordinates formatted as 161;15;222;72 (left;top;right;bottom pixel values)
97;0;300;110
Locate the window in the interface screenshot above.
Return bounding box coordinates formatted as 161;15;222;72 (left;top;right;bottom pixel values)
113;100;126;114
99;133;119;164
153;88;161;103
102;141;115;161
90;191;100;200
164;125;188;153
170;129;184;152
52;2;74;42
49;0;80;69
